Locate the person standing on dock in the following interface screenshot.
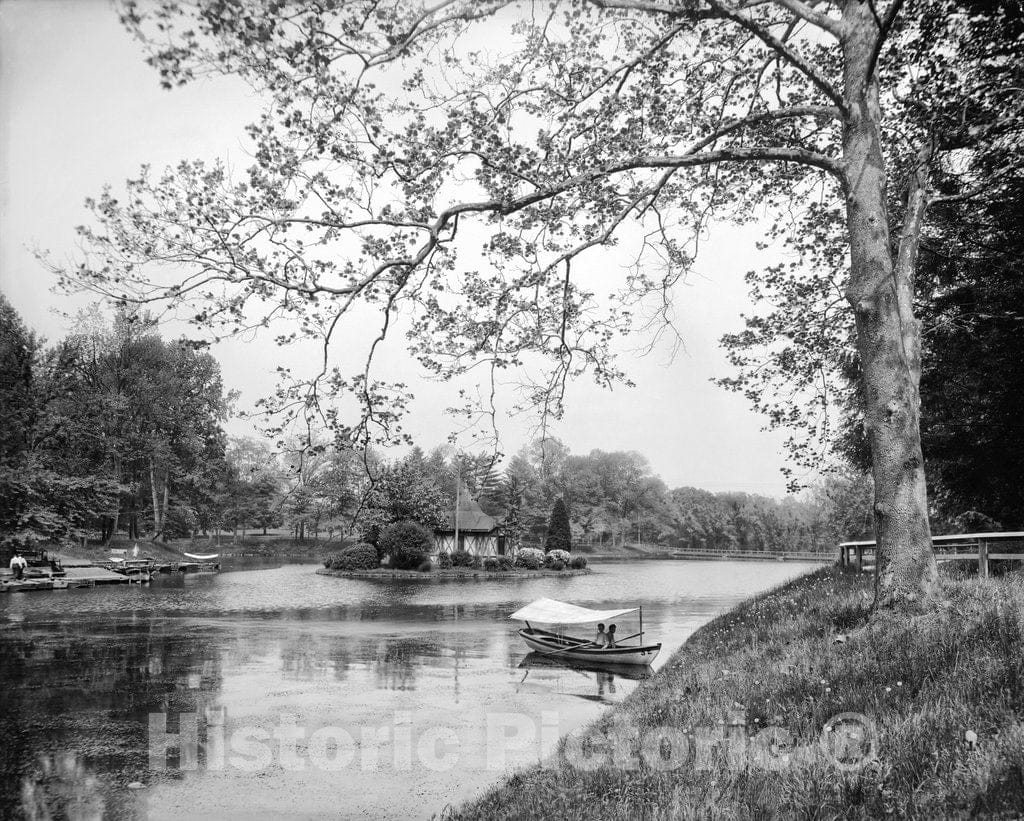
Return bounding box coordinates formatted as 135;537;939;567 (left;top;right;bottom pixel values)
132;543;139;559
9;552;26;580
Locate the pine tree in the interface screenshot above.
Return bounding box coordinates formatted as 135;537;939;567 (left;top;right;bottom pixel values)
545;498;571;554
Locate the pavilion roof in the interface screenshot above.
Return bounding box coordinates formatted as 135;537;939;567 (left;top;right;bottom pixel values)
439;485;499;532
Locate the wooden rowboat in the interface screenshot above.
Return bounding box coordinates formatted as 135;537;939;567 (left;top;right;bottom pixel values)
510;598;661;667
519;626;661;666
519;627;661;666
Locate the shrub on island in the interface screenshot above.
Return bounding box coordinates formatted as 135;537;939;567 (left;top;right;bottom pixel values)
451;549;477;568
545;549;572;569
436;551;453;569
380;520;433;570
324;543;379;571
569;555;588;570
515;547;546;570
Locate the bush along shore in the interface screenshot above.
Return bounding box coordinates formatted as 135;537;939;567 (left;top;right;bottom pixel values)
443;565;1024;820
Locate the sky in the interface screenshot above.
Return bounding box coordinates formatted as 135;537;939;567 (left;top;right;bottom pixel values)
0;0;797;496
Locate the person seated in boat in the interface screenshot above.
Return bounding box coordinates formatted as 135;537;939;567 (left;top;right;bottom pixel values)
593;623;608;647
606;624;617;648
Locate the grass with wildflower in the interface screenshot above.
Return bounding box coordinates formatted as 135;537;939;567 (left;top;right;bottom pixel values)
442;565;1024;819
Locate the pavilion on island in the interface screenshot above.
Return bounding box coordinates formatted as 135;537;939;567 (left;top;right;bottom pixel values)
434;486;506;556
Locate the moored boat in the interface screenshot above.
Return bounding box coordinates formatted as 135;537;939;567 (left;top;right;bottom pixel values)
111;559;154;583
510;598;661;666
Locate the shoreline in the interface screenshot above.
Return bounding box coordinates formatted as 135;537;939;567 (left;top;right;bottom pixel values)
446;564;1024;819
587;552;831;563
316;567;592;580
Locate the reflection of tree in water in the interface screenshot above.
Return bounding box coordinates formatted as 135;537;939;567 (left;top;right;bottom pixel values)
373;638;421;691
279;632;332;679
19;752;106;821
0;620;224;817
368;635;455;691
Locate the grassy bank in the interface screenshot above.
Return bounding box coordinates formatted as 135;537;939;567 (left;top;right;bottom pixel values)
445;566;1024;819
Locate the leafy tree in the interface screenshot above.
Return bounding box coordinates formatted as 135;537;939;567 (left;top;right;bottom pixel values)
912;177;1024;529
378;520;433;570
545;497;572;553
0;294;37;462
359;459;448;551
58;0;1024;608
809;468;874;545
0;299;122;549
723;2;1024;536
48;311;233;542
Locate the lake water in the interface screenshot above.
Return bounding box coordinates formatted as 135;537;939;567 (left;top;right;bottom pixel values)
0;558;820;820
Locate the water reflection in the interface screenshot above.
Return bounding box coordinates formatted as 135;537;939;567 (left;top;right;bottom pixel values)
0;558;820;819
516;652;652;702
0;619;224;818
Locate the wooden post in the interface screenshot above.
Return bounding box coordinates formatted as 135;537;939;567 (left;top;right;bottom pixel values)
855;545;864;572
839;545;846;567
453;469;460;553
979;538;988;579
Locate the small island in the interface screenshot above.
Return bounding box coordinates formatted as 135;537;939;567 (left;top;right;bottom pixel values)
317;532;590;580
317;564;590;580
319;482;589;580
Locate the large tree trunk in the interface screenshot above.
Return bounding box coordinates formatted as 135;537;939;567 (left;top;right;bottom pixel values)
841;2;938;609
150;459;162;537
107;454;122;544
160;470;169;540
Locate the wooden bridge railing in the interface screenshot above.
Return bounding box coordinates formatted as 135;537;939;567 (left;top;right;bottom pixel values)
839;531;1024;578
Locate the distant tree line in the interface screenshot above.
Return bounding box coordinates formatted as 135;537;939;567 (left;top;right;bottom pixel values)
0;297;868;554
281;438;872;555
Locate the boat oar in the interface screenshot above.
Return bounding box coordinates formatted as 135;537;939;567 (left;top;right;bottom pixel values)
537;638;597;657
604;632;643;647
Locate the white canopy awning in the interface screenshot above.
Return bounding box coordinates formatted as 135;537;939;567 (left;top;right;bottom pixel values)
509;598;637;624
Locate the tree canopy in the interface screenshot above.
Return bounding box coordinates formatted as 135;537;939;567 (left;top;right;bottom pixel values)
49;0;1024;608
0;302;235;549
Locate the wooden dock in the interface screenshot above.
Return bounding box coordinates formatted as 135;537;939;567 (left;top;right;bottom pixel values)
839;531;1024;577
2;556;220;592
1;565;129;591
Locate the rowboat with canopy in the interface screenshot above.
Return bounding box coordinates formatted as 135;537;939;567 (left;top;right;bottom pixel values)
510;597;661;666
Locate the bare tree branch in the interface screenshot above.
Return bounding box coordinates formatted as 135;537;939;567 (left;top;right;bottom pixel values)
864;0;904;83
705;0;848;113
771;0;843;37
